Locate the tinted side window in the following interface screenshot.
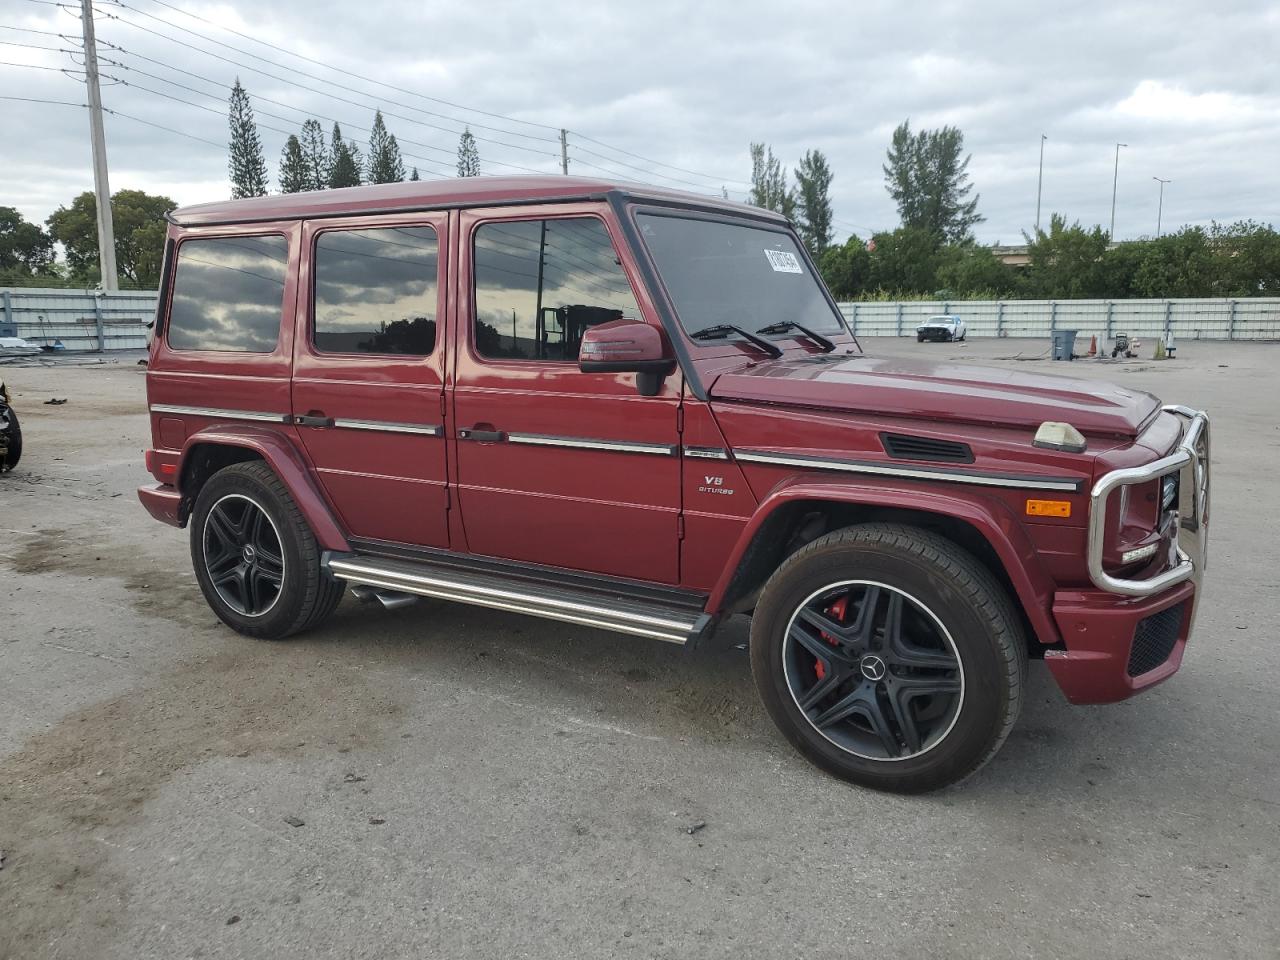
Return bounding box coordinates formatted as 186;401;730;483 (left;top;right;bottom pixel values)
167;235;287;352
473;218;641;361
314;226;438;356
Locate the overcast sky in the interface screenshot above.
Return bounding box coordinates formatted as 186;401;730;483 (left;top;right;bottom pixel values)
2;0;1277;247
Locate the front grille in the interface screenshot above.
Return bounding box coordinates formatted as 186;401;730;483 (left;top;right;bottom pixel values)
1127;602;1186;676
881;433;974;464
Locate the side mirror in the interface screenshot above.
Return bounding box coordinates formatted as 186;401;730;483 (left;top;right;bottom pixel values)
578;319;676;396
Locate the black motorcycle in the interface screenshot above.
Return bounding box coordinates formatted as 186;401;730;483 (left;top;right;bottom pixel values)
0;379;21;472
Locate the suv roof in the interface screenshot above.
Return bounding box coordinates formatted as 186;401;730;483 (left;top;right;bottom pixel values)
169;175;785;227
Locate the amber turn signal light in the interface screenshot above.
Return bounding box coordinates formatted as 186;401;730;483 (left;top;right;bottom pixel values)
1026;499;1071;518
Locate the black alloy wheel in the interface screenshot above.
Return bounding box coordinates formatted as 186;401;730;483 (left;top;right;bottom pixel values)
202;493;286;617
783;581;963;760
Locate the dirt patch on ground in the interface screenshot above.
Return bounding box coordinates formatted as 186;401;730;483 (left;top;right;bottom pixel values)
0;643;405;958
10;526;205;626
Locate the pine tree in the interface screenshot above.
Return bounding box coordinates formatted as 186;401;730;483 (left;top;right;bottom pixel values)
883;120;983;243
456;127;480;177
748;143;795;217
328;122;361;188
795;149;834;257
299;118;329;190
279;135;308;193
228;78;268;198
367;111;405;184
409;167;420;181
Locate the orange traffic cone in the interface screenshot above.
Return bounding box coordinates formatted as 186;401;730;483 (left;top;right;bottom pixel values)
1087;334;1097;357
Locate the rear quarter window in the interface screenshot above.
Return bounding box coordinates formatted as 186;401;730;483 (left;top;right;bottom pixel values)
167;235;288;352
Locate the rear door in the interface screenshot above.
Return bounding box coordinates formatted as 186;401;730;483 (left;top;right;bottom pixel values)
450;204;683;583
291;212;451;548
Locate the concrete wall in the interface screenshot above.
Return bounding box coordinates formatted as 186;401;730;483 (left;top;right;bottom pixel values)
838;298;1280;340
1;288;156;351
4;288;1278;351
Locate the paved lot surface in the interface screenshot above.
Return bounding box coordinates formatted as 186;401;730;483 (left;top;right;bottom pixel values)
1;339;1277;959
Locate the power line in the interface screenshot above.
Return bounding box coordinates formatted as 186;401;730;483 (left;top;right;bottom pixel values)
0;93;85;106
570;130;752;189
99;0;755;192
98;52;458;177
93;12;555;173
104;105;223;147
123;0;563;137
95;4;562;158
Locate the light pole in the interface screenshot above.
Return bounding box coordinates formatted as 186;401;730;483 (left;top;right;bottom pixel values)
1035;134;1047;235
1153;177;1171;237
1109;142;1127;239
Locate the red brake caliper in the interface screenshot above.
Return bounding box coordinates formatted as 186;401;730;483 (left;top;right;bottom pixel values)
814;595;849;681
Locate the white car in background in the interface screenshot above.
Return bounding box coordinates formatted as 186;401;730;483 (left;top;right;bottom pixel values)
916;315;967;342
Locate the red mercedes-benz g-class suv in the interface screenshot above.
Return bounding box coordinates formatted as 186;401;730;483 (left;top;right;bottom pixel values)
139;177;1210;792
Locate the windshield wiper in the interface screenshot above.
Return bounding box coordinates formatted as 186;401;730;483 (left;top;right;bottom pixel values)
689;324;783;359
755;321;836;353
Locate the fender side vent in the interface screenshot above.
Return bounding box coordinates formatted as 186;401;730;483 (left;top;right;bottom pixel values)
880;433;975;464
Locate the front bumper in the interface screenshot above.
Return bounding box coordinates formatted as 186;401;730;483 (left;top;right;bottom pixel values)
138;482;185;527
1046;581;1195;703
1047;406;1210;704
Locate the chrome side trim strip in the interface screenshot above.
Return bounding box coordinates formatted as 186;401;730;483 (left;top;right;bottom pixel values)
733;449;1082;492
506;432;677;456
333;418;443;436
327;556;696;644
683;446;730;460
150;403;289;423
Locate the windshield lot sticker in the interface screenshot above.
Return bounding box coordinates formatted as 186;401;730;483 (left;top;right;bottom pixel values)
764;249;803;274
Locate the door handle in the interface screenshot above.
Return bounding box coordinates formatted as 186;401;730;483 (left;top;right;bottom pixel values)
458;427;505;442
293;412;335;428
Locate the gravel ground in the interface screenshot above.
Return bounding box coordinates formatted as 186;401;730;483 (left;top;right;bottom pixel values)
1;338;1277;960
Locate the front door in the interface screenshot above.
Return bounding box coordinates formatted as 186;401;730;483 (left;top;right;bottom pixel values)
451;205;682;583
291;212;451;548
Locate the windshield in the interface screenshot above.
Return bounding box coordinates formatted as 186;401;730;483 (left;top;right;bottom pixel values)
636;213;846;339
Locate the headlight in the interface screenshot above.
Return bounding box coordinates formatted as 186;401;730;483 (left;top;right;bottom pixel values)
1161;473;1178;512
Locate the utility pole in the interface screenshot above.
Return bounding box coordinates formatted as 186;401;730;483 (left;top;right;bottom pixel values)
1153;177;1171;237
1035;134;1046;235
558;129;569;175
80;0;118;290
1109;142;1127;240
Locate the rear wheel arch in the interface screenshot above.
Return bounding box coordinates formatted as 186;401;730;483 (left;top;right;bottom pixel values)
178;441;263;515
712;493;1057;652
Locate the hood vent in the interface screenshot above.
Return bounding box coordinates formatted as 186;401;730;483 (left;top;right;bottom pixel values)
881;433;974;464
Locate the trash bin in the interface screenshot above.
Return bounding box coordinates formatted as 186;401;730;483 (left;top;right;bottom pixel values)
1051;329;1078;361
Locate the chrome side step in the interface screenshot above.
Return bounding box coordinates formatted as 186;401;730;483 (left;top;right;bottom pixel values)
326;554;703;645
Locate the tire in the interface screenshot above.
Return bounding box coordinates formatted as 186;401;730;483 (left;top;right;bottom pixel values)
749;523;1027;793
917;334;925;342
1;406;20;472
189;461;344;639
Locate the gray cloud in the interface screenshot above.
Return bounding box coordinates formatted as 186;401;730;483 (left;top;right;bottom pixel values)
2;0;1277;246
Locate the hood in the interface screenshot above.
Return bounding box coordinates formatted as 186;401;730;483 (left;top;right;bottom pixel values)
708;353;1161;439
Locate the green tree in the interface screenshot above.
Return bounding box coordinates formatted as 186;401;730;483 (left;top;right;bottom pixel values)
457;127;480;177
328;123;362;188
795;149;834;258
0;207;55;278
1209;220;1280;296
748;143;795;218
278;135;308;194
883;120;983;243
409;166;421;181
367;110;405;184
819;234;872;299
866;226;950;295
1129;228;1217;298
46;189;175;287
1022;214;1109;298
227;78;268;198
935;245;1015;297
299;118;329;190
